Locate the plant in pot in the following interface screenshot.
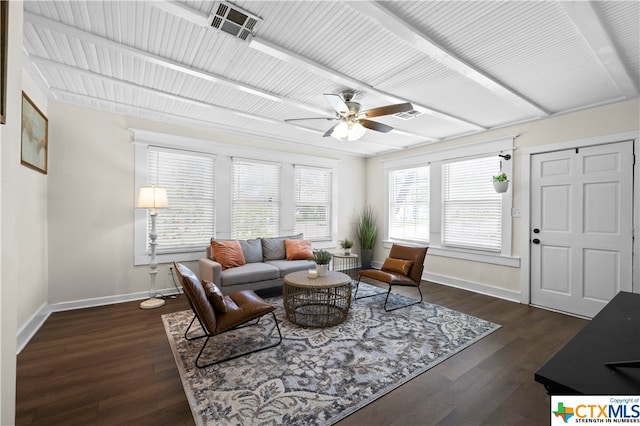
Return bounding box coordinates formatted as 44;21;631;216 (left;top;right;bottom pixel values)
492;172;509;193
356;205;377;269
312;249;332;277
339;238;354;255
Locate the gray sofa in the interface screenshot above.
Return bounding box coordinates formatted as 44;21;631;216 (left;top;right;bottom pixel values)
198;234;316;294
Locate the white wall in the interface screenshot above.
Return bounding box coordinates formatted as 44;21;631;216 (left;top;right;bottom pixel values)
46;102;366;304
18;72;48;329
367;99;640;299
1;2;23;423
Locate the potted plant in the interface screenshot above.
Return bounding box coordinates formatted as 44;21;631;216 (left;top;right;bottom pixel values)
312;249;332;277
356;205;377;269
493;172;509;193
339;238;354;255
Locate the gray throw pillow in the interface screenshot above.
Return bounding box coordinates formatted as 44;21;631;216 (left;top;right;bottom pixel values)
239;238;263;263
261;234;303;261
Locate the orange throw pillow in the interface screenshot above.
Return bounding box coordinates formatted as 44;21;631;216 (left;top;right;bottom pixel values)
381;257;413;275
211;240;246;269
284;239;313;261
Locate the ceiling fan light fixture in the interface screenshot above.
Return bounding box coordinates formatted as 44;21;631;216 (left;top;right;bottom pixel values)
331;120;366;141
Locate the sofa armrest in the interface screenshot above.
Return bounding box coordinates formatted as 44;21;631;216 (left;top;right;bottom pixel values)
199;258;222;285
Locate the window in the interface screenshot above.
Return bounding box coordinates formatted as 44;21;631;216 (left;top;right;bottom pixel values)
389;165;429;242
294;165;332;241
148;147;215;254
383;136;515;266
232;159;281;239
442;156;502;251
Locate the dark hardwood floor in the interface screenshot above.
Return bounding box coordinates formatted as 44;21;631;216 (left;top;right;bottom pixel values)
16;279;586;425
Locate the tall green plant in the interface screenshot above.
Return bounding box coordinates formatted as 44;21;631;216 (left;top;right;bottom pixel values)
357;205;378;250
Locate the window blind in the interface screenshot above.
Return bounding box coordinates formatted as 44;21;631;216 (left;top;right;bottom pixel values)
232;159;280;239
148;147;215;254
442;156;502;251
389;165;430;242
294;165;332;241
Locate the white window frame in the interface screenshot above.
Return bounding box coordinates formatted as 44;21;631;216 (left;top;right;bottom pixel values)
294;165;333;242
133;130;340;265
388;165;430;244
383;136;518;267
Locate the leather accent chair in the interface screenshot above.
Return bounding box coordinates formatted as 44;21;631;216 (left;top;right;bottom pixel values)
355;244;428;311
174;262;282;368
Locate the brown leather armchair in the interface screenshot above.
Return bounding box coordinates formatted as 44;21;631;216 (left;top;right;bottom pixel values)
174;262;282;368
355;244;428;311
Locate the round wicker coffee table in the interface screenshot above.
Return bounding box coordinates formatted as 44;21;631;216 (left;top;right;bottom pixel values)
283;270;352;327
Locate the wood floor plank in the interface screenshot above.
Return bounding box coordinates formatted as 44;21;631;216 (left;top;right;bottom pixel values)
16;280;587;425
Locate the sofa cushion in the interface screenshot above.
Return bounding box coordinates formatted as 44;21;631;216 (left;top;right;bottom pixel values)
265;259;316;277
262;233;303;261
211;240;246;269
201;280;228;313
239;238;263;263
284;239;313;260
220;262;280;287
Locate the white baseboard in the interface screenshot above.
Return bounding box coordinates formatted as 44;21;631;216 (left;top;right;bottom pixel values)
370;261;520;302
422;272;521;303
16;286;181;354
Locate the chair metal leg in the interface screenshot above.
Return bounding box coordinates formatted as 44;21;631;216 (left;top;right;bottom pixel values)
194;311;283;369
184;315;207;341
354;275;386;300
383;284;423;312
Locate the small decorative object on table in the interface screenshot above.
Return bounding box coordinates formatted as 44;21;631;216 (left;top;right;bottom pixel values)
312;249;332;277
339;238;354;255
492;172;509;193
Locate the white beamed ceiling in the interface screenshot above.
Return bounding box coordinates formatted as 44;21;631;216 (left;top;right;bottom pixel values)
23;1;639;157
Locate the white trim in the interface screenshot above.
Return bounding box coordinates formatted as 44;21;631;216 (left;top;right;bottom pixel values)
422;272;521;303
131;129;341;169
427;247;520;268
518;130;640;304
383;135;516;169
16;303;51;354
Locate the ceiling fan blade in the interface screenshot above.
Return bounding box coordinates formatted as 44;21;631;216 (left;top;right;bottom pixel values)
323;123;340;137
360;119;393;133
363;102;413;118
284;117;336;122
324;93;350;115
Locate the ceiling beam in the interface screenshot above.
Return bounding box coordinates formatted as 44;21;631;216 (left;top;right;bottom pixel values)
345;1;550;118
50;88;383;157
34;55;403;154
23;11;330;117
560;1;637;98
250;37;486;133
147;1;461;139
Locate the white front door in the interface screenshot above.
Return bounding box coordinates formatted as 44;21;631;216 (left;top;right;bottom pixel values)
530;141;633;318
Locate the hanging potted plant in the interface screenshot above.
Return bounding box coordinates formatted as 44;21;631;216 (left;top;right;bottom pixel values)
356;205;377;269
339;238;354;255
312;249;332;277
493;172;509;193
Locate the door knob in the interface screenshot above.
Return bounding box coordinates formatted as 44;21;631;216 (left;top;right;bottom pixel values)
532;238;540;244
533;228;540;234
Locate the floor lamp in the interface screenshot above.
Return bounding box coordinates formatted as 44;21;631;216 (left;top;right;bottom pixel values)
137;185;169;309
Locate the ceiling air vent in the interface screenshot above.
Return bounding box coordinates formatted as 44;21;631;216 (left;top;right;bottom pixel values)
208;2;262;41
394;109;422;120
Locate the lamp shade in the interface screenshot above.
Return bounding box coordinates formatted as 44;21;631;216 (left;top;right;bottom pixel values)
137;186;169;209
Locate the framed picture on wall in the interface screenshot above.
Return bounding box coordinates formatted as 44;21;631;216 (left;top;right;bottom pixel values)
21;92;48;174
0;0;8;124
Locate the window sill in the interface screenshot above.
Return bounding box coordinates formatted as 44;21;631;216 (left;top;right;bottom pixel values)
383;240;520;268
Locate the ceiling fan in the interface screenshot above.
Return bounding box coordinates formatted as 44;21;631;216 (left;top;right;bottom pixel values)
285;90;413;141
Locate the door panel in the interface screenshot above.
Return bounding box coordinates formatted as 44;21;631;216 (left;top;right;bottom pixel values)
531;141;633;318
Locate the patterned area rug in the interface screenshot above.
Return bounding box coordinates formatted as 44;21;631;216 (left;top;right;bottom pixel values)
162;283;500;426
